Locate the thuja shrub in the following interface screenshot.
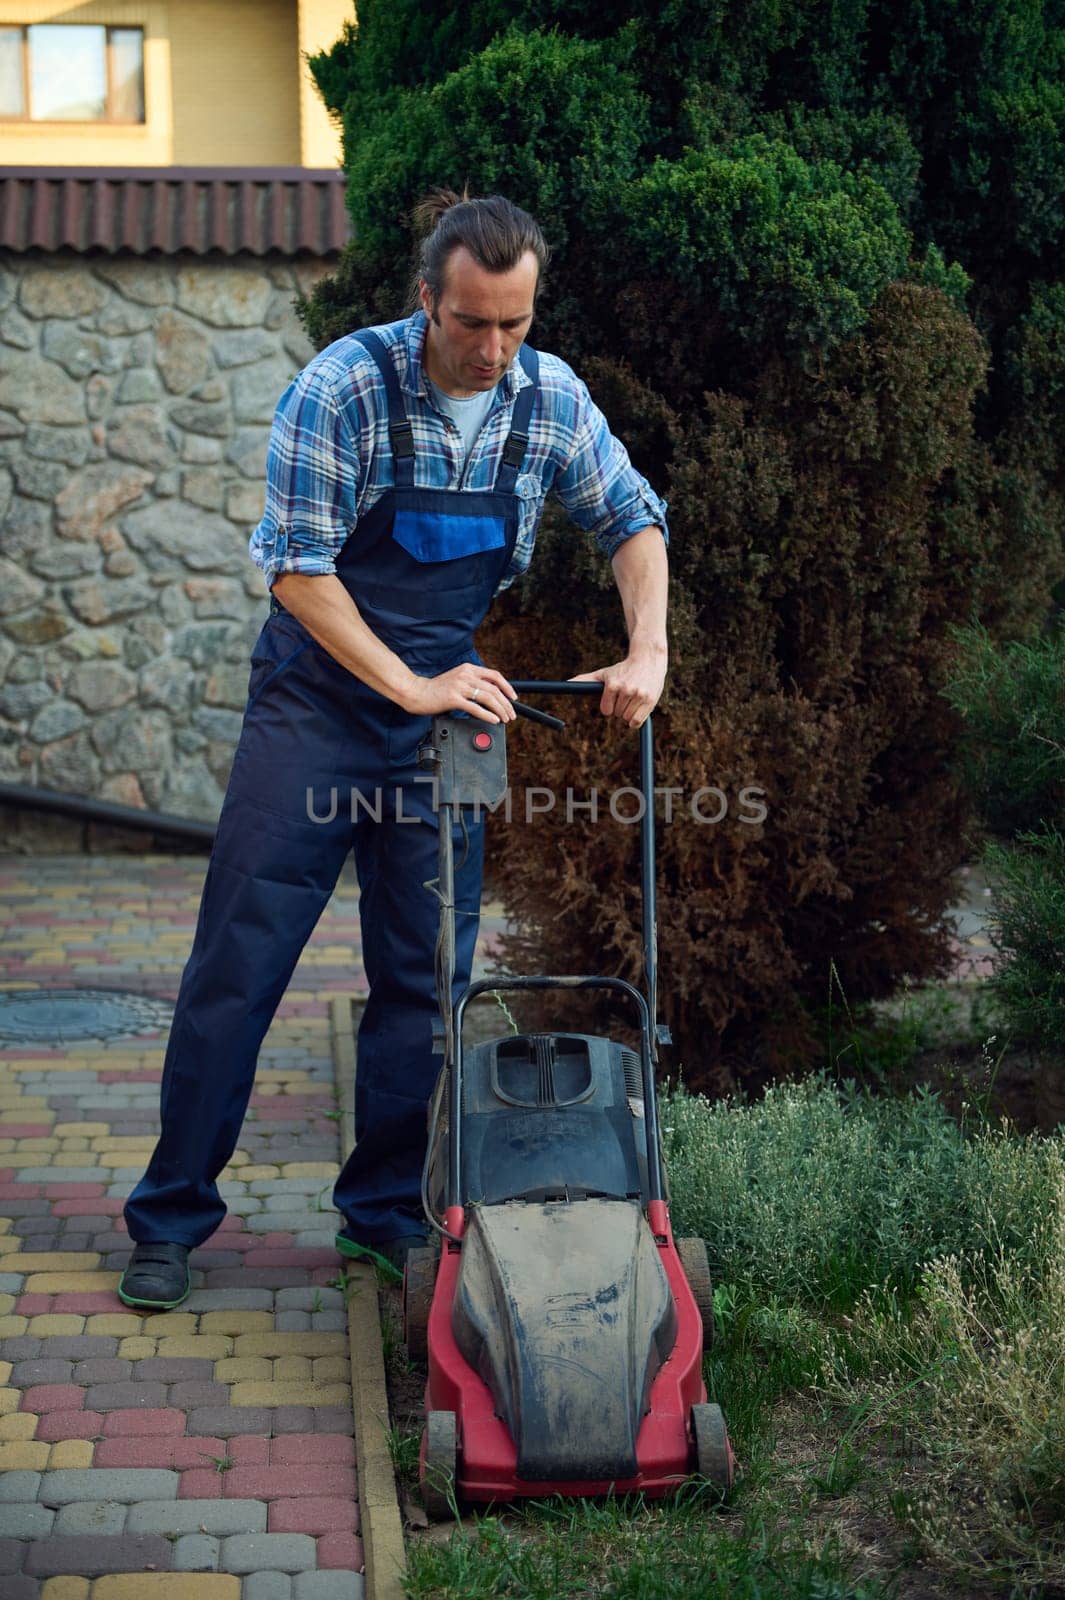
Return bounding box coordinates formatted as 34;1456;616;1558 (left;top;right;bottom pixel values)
305;1;1065;1088
944;620;1065;1046
942;621;1065;838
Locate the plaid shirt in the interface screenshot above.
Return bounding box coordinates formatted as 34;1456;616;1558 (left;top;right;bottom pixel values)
248;311;669;594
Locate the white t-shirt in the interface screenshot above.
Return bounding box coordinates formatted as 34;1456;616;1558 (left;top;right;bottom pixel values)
424;374;498;469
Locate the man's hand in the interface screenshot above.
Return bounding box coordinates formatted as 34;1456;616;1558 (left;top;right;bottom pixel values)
570;649;667;728
402;663;518;725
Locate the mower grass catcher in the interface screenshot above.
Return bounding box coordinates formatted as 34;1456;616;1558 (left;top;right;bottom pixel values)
401;682;735;1518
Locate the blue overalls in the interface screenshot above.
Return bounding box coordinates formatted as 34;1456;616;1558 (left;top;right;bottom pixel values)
123;329;540;1248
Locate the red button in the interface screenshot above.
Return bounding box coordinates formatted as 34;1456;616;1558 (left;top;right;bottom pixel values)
472;731;493;751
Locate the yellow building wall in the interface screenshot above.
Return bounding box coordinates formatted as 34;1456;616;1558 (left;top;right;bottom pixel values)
298;0;348;169
0;0;173;166
0;0;348;168
169;0;298;167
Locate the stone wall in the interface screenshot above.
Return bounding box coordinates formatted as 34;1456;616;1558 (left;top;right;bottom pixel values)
0;249;335;845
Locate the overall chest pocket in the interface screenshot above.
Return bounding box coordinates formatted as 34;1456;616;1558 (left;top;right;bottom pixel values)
392;506;507;564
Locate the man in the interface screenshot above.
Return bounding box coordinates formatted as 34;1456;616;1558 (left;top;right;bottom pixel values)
118;190;669;1310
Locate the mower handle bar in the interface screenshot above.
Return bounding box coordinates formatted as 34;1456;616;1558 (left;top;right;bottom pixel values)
502;680;660;1064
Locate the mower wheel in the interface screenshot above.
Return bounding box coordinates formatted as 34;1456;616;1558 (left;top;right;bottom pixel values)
692;1402;735;1492
676;1236;715;1349
402;1246;437;1364
421;1409;458;1520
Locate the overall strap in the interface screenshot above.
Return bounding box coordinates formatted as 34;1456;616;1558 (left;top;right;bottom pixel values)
352;328;416;488
494;344;540;494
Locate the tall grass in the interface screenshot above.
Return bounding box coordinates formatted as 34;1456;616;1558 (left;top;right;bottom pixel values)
665;1076;1065;1591
663;1075;1060;1307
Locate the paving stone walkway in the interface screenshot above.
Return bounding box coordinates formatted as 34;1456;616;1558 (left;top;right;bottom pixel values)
0;853;509;1599
0;849;990;1597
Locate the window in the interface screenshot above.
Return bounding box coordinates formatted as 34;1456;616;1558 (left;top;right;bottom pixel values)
0;24;144;123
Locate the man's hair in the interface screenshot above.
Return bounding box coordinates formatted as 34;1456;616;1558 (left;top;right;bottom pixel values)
407;187;549;317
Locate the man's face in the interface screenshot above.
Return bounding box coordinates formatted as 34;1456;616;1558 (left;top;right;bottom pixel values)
419;245;538;397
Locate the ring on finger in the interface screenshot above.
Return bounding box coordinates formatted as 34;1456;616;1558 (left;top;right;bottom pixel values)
470;687;480;702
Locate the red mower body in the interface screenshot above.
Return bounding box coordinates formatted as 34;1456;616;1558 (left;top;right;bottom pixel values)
417;1199;726;1504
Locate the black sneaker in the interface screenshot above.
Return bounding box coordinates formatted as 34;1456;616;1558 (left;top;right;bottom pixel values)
334;1228;428;1284
118;1242;192;1310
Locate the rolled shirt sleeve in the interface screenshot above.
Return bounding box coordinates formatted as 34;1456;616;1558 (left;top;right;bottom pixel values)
248;366;360;590
551;375;670;560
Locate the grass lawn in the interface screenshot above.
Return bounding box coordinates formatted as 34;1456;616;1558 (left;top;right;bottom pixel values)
378;982;1065;1600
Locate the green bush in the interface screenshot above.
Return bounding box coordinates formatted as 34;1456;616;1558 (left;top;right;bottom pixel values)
306;1;1065;1087
943;620;1065;1046
942;619;1065;837
983;826;1065;1049
625;135;911;352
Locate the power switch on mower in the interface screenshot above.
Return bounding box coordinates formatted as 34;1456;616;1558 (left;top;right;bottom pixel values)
426;711;508;808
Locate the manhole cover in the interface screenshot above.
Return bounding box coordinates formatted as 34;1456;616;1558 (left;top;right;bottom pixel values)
0;988;175;1045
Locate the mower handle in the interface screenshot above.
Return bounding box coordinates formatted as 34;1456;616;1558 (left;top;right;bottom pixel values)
503;678;662;1089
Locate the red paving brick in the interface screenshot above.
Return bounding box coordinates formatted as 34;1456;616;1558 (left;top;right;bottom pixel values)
94;1437;229;1469
219;1464;357;1500
268;1496;358;1534
100;1408;189;1436
20;1385;87;1413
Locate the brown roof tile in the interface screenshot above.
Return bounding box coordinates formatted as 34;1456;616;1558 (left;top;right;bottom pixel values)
0;167;349;257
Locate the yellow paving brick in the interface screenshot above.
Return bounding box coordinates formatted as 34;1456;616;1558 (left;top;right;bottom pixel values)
311;1355;350;1383
0;1295;13;1314
0;1321;28;1340
233;1332;346;1357
198;1311;274;1335
0;1219;13;1236
29;1312;87;1337
0;1413;38;1440
279;1162;340;1178
213;1357;272;1383
53;1153;101;1168
0;1362;10;1386
228;1150;250;1166
229;1380;351;1408
3;1137;58;1151
42;1578;90;1600
0;1440;50;1469
11;1254;101;1273
156;1336;233;1360
91;1577;241;1599
0;1238;19;1255
272;1356;312;1382
139;1312;199;1336
237;1166;280;1180
25;1273;120;1292
0;1386;22;1414
28;1315;87;1337
90;1138;161;1151
255;1083;281;1096
117;1337;157;1359
58;1139;91;1152
84;1314;144;1336
49;1439;94;1468
53;1122;110;1137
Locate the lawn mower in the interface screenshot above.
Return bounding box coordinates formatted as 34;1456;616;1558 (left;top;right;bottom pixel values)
404;681;735;1518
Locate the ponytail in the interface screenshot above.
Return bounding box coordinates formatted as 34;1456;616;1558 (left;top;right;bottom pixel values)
406;188;549;313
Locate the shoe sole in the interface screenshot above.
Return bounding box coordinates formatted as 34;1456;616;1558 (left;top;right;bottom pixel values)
116;1272;190;1311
